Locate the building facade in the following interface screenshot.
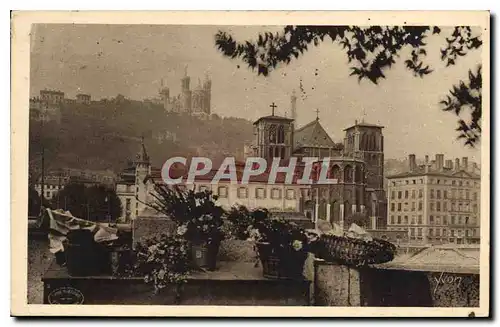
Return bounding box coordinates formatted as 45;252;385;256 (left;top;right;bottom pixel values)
159;66;212;115
387;154;481;245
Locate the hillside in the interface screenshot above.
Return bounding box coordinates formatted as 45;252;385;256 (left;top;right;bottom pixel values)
29;97;255;174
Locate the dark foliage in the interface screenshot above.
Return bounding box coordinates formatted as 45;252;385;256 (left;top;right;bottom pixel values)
51;182;122;221
148;185;225;243
215;25;483;146
440;65;482;147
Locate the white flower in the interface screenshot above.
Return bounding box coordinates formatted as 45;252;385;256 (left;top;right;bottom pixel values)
177;225;188;236
292;240;303;251
247;228;261;241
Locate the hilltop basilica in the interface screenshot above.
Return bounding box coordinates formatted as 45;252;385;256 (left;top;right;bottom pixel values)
158;66;212;116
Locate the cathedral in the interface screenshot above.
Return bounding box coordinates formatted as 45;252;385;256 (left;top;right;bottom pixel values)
158;66;212;115
249;94;388;230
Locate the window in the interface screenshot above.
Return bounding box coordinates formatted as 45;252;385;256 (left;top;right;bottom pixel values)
443;228;447;237
391;203;395;212
436;229;441;236
451;216;456;224
286;189;296;200
405;190;409;199
406;180;409;185
430;189;435;199
459;181;463;186
420;179;423;184
429;215;434;224
411;216;416;224
436;190;441;199
430;203;434;211
473;204;478;213
443;202;447;211
237;187;248;199
390;216;395;224
255;188;266;199
417;228;422;236
397;203;402;211
451;230;455;237
126;199;131;210
436;216;441;225
271;188;282;199
429;228;434;236
458;216;463;224
398;191;402;199
411;202;416;211
412;180;416;184
443;216;448;225
436;202;441;211
444;190;448;199
466;190;470;200
199;185;208;192
473;192;477;201
218;186;228;198
419;189;423;198
411;228;415;236
46;191;50;198
391;191;395;199
404;216;408;224
397;216;401;224
418;201;423;211
452;180;456;186
418;215;423;224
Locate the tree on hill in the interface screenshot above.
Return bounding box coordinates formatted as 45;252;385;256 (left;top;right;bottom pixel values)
215;26;483;147
51;182;122;222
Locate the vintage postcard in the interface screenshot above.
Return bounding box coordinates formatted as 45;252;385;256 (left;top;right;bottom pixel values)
11;11;490;317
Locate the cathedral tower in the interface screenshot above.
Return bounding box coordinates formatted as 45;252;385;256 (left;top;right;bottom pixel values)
203;73;212;114
180;65;192;113
253;103;295;164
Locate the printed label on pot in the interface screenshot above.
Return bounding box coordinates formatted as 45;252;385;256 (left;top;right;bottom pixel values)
47;287;85;304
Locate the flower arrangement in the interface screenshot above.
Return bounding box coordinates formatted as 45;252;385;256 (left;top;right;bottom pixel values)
150;185;225;244
132;234;190;293
226;205;319;279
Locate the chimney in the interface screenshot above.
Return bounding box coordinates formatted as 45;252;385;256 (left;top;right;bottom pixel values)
425;155;429;164
408;154;416;172
446;160;453;169
455;158;460;171
462;157;468;170
436;154;444;171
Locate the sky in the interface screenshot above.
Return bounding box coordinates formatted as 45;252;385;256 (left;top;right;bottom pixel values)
30;24;482;162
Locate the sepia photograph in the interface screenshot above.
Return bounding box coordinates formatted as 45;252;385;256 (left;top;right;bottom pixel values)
11;11;490;317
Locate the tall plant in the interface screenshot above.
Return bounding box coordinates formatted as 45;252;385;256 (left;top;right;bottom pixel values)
149;185;225;243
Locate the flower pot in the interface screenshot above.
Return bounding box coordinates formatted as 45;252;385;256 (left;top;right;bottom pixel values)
65;230;112;276
256;242;307;280
190;240;220;270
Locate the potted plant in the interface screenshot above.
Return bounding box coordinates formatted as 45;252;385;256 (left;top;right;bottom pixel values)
132;234;190;301
229;206;316;280
150;185;225;270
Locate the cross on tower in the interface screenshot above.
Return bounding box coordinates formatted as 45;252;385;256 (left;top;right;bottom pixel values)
270;102;277;116
315;108;320;120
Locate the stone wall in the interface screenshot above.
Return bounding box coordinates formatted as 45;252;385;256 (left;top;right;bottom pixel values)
314;260;480;307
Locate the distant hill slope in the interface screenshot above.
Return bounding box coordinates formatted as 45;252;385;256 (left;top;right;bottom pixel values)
29;98;255;174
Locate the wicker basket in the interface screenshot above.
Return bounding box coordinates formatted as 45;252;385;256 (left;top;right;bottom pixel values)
318;235;396;266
